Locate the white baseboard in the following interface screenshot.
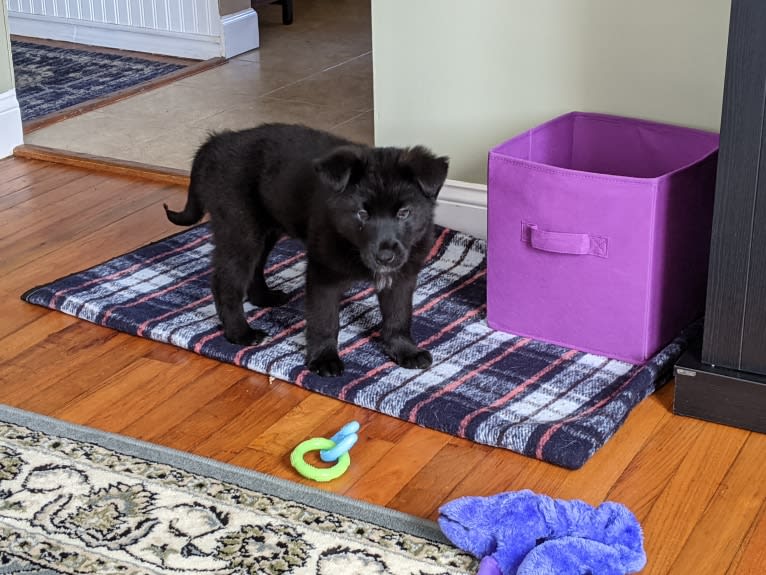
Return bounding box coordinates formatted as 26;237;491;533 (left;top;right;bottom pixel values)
221;9;260;58
0;90;24;160
9;12;222;60
435;179;487;238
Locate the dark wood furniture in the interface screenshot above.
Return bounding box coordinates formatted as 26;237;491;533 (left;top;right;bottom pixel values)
674;0;766;433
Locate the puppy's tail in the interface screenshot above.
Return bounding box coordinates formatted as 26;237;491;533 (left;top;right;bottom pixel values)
164;146;209;226
164;189;204;226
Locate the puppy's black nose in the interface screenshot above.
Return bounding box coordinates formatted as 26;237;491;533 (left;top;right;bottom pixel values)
376;249;396;265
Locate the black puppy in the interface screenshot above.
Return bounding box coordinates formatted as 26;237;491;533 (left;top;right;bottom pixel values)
164;123;449;377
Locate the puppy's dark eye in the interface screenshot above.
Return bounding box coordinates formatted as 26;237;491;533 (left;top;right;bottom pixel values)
357;209;369;223
397;208;411;220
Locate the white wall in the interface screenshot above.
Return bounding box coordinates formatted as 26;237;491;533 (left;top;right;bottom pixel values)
7;0;220;34
0;1;12;93
372;0;731;184
1;1;23;158
7;0;259;59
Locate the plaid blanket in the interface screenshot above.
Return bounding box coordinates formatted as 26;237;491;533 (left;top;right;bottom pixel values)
22;225;692;469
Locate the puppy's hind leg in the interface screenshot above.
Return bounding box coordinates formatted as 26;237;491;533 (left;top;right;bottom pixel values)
211;233;268;346
247;231;291;308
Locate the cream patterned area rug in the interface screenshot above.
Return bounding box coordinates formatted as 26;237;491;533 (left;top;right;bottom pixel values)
0;405;474;574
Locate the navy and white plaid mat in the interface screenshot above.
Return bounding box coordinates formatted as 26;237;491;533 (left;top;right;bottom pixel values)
22;225;692;469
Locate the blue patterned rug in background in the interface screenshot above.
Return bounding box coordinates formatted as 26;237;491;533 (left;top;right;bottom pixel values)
11;40;187;122
22;224;696;469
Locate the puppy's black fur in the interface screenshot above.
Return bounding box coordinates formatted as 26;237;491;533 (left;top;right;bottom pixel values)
165;123;449;377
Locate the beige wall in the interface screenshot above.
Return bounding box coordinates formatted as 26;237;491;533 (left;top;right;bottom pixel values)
220;0;251;16
1;2;14;93
372;0;731;184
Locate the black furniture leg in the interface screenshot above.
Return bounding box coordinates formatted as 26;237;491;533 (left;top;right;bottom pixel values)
281;0;293;25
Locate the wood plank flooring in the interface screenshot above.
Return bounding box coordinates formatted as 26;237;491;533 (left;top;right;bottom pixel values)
1;156;763;574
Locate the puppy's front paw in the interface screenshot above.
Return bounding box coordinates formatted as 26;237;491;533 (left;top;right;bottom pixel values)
308;351;345;377
224;326;268;346
393;348;433;370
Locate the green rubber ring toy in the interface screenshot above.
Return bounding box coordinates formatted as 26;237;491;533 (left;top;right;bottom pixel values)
290;437;351;482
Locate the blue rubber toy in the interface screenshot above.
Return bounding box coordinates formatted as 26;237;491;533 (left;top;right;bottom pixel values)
320;421;359;462
438;490;646;575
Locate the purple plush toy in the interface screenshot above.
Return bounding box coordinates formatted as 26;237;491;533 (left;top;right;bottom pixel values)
438;490;646;575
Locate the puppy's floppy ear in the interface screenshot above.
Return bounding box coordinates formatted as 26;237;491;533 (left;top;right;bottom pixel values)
314;146;365;192
400;146;449;199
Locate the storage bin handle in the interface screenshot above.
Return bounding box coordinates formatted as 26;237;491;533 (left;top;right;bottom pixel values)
521;222;608;258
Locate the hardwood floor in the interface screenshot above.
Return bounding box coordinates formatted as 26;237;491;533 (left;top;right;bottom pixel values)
1;156;764;574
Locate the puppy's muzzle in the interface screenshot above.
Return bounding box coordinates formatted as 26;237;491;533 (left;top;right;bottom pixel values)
375;248;396;266
373;240;405;270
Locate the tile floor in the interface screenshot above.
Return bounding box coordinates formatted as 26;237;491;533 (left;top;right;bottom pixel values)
24;0;374;171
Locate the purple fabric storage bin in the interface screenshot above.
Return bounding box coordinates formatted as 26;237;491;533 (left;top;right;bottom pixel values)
487;112;719;363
